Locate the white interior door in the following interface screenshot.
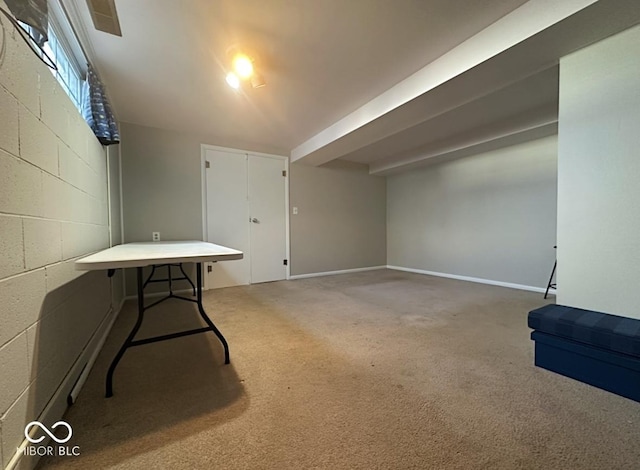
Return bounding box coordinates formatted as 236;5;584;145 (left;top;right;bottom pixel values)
249;155;287;283
206;149;250;288
204;147;287;288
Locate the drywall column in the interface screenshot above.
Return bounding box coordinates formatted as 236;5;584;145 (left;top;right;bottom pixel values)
107;144;125;305
557;25;640;319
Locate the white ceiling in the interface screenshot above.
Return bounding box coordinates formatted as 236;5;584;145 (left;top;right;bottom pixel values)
67;0;640;173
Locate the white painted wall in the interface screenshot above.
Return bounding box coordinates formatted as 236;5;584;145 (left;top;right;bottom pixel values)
557;25;640;319
387;136;558;290
119;122;207;295
289;161;387;276
0;8;120;469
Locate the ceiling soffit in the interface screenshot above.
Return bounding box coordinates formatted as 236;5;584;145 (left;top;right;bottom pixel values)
292;0;640;174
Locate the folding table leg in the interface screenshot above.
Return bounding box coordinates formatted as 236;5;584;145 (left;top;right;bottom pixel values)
105;266;146;397
180;263;197;296
105;263;230;397
196;262;230;364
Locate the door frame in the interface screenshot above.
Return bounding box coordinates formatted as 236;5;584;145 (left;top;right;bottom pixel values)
200;144;291;289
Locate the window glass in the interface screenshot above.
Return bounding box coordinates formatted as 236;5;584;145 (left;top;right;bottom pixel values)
18;3;87;111
46;21;85;110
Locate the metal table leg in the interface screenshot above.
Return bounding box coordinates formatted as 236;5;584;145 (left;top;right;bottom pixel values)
196;263;230;364
105;262;230;397
106;267;146;398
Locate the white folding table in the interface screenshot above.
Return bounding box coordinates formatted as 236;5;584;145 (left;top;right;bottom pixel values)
75;241;243;397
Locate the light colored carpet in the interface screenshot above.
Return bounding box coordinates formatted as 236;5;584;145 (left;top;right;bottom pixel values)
37;270;640;469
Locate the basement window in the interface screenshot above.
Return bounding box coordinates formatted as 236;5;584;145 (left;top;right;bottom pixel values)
43;23;84;108
18;1;87;111
46;1;87;110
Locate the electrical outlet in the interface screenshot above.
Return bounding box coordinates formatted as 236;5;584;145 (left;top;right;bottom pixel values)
293;206;298;215
152;232;160;242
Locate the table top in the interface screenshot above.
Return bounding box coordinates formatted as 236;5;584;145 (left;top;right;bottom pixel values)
75;241;243;270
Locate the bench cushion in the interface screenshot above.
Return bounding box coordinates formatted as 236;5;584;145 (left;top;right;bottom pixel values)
528;304;640;357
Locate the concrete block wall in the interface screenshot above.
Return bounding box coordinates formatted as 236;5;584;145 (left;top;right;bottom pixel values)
0;9;121;469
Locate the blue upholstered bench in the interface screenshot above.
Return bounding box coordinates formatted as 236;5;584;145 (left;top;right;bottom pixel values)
528;304;640;402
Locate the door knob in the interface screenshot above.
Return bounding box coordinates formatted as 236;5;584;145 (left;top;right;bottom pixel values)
251;218;259;223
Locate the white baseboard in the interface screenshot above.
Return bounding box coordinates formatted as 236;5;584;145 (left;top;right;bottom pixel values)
67;297;124;405
288;266;386;280
387;265;556;295
6;298;125;470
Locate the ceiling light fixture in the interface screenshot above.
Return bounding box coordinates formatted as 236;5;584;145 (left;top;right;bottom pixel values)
225;72;240;89
225;46;266;90
232;54;254;79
